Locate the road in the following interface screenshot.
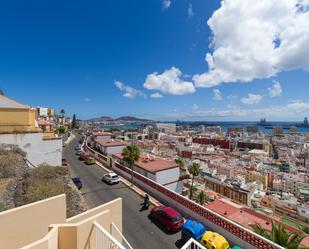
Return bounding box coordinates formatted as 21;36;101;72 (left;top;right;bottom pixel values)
63;135;181;249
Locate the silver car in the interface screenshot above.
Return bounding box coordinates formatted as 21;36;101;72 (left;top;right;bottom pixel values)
102;172;119;184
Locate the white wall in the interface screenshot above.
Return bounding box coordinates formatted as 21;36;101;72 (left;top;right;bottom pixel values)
105;145;126;155
0;133;62;166
96;135;111;140
155;167;180;185
164;181;183;194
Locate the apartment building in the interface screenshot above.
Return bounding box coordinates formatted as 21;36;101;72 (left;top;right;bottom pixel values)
156;123;176;133
237;170;268;189
0;93;62;166
204;175;255;206
0;195;123;249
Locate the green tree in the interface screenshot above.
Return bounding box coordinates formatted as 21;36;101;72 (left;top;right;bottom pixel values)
60;109;65;117
175;158;185;170
122;145;141;186
196;191;207;206
251;221;307;249
71;114;77;129
188;162;200;200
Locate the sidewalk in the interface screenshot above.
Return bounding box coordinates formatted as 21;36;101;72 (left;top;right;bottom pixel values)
64;132;75;145
95;160;162;206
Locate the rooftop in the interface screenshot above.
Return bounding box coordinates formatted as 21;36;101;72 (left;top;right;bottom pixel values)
92;131;112;136
0;94;30;109
113;152;178;173
95;139;127;147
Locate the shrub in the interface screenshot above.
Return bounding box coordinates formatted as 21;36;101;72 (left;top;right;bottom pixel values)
24;179;64;204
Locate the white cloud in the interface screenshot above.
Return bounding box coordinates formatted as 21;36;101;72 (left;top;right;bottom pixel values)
212;89;222;101
241;94;262;105
84;97;91;102
150;92;163;98
227;95;238;100
193;0;309;88
144;67;195;95
287;100;309;112
162;0;171;10
192;104;199;112
114;81;146;99
268;80;282;97
188;4;194;18
165;101;309;120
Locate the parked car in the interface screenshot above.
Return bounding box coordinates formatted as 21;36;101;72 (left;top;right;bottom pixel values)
102;172;119;184
181;219;206;242
85;157;96;165
62;158;68;166
71;177;82;190
75;145;81;150
79;152;89;161
76;150;82;156
150;206;184;232
200;231;230;249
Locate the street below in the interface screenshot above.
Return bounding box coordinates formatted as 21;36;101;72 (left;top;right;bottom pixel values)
63;135;181;249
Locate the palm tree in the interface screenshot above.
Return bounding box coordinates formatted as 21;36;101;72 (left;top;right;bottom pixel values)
122;145;141;186
250;220;306;249
188;162;200;200
197;191;207;206
175;158;185;171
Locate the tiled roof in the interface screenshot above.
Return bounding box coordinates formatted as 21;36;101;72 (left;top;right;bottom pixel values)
95;139;126;147
113;153;178;173
0;95;30;109
92;131;112;136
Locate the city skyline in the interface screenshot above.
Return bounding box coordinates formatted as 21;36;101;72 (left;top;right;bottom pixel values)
1;0;309;121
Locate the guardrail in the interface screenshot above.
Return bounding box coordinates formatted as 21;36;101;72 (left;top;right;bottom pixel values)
85;140;284;249
94;222;129;249
111;223;133;249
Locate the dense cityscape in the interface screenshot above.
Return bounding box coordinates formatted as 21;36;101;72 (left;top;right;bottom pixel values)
1;0;309;249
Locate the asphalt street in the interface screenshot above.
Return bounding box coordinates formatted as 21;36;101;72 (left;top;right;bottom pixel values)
63;135;181;249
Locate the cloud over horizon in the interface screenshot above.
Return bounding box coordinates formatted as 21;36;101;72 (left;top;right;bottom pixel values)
193;0;309;88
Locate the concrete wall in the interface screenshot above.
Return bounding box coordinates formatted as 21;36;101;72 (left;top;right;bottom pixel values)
0;108;37;133
156;167;180;185
0;195;66;249
56;198;122;249
0;132;62;166
105;145;125;155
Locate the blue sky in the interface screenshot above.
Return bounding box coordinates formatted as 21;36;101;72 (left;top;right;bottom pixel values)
1;0;309;121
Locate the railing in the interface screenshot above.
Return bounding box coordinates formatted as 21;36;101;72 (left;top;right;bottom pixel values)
94;222;128;249
111;223;133;249
85;139;284;249
181;238;206;249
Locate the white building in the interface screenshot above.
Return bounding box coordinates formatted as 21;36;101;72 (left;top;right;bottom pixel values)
0;94;62;166
95;139;127;155
92;131;112;140
0;133;62;166
113;153;183;193
156;123;176;133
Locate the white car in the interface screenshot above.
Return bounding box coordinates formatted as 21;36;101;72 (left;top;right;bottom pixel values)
102;172;119;185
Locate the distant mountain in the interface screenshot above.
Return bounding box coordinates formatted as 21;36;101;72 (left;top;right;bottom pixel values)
86;116;113;122
114;116;152;122
85;116;153;123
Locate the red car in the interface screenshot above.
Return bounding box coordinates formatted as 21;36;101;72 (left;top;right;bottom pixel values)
150;206;184;232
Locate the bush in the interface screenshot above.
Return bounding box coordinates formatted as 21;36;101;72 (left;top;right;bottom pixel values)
24;179;64;204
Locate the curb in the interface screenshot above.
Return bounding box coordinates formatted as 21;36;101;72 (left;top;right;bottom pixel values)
95;160;161;206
